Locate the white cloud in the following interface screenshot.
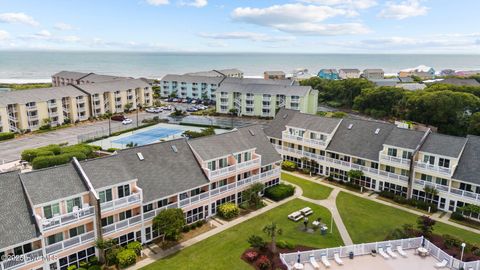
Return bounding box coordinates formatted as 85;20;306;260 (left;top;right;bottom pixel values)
0;12;39;26
35;30;52;38
20;30;80;43
379;0;428;20
207;41;228;47
199;32;295;42
145;0;169;6
0;30;9;41
231;3;368;36
181;0;207;8
54;22;73;31
298;0;377;9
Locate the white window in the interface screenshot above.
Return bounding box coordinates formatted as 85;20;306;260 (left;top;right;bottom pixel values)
99;189;113;203
66;197;82;213
43;203;60;219
423;155;435;165
117;184;131;198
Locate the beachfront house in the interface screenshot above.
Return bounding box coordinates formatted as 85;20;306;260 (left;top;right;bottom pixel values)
264;71;286;80
338;69;361;79
317;69;339;80
362;69;385;80
399;65;436;79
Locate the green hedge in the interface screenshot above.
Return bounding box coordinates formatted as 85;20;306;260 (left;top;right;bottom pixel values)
281;161;297;171
61;144;93;156
378;191;438;212
264;184;295;201
32;152;87;169
126;241;142;255
217;202;240;220
117;249;136;268
0;132;14;141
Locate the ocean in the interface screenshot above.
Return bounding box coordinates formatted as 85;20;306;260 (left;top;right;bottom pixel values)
1;51;480;83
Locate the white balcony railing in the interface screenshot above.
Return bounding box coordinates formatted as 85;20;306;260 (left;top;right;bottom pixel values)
45;231;95;255
380;154;411;166
205;158;261;180
178;167;281;208
38;206;94;232
414;162;452;176
100;192;141;212
414;179;449;192
282;131;327;148
0;249;43;270
143;202;178;221
102;215;142;235
450;188;480;202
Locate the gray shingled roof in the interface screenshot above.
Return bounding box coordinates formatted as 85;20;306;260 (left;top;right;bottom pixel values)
363;69;384;73
435;78;480;86
80;73;131;83
216;82;311;96
384;127;426;150
75;78;150;95
0;171;38;249
20;163;88;205
339;69;360;73
264;71;286;75
185;68;243;77
52;71;90;80
453;135;480;185
82;139;210;203
223;77;296;86
0;85;87;106
188;125;281;166
420;133;467;158
264;108;298;139
161;74;224;85
327;118;395;161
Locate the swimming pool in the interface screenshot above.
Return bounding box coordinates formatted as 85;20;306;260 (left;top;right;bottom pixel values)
112;126;183;146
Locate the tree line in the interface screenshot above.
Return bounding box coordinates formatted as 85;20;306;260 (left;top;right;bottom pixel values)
301;77;480;136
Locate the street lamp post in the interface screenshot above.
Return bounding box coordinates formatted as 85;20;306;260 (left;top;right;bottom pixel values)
461;242;466;261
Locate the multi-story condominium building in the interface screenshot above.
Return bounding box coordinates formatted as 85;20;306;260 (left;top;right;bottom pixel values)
52;71;130;87
0;79;152;132
362;69;385;80
160;74;223;100
215;82;318;118
338;69;361;79
398;65;436;79
75;79;153;116
266;108;480;217
0;86;90;132
184;68;243;78
0;125;281;270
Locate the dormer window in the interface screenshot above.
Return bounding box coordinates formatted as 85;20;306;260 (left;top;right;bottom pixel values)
387;148;397;157
402;151;413;159
66;197;82;213
439;158;450;168
43;203;60;219
99;189;113;203
118;184;131;198
423;155;435;165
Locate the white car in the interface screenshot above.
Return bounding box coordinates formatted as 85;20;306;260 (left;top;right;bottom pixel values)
146;107;161;113
122;118;133;125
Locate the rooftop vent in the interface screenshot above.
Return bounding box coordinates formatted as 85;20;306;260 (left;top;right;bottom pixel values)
137;152;144;161
171;145;178;153
248;129;255;136
283;114;288;119
347;124;353;130
375;128;380;135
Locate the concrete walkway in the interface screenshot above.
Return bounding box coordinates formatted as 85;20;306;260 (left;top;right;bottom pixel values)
127;183;303;269
282;170;480;235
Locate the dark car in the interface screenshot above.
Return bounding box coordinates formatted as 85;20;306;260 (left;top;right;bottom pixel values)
111;114;126;121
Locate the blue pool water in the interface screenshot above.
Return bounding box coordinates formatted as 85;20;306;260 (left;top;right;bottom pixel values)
112;127;183;146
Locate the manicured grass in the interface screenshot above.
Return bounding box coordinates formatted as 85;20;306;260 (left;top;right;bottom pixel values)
281;172;333;200
336;192;480;245
141;199;343;270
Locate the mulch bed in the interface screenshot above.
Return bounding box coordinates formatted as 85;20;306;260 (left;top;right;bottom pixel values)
427;234;480;262
241;244;315;270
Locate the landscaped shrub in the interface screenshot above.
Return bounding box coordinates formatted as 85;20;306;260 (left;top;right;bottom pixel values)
379;191;437;213
107;148;119;153
256;255;271;270
66;266;77;270
127;241;142;255
443;234;463;248
245;251;258;262
0;132;14;141
87;266;101;270
264;184;295;201
281;161;297;171
76;268;86;270
276;240;295;250
247;235;266;250
79;260;89;269
61;144;94;157
217;202;240;219
39;144;62;155
31;151;87;169
379;190;395;199
117;249;137;268
106;247;123;266
88;256;99;265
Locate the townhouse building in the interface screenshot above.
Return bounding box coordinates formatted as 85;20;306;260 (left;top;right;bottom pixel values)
0;125;281;270
338;69;361;79
0;79;152;132
215;82;318;118
398;65;436;79
0;86;90;132
52;71;130;87
266;108;480;218
362;69;385;80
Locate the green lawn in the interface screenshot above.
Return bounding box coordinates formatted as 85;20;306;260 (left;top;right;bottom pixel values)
281;172;333;200
336;191;480;245
141;199;343;270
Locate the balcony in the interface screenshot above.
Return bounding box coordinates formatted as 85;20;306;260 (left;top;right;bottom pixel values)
26;105;37;111
380;154;411;166
45;231;95;255
179;167;281;208
100;192;141;212
414;162;452;176
282;131;327;148
0;249;43;270
47;102;57;108
414;179;449;192
205;158;261;180
143;202;178;221
37;206;95;232
102;215;142;236
27;115;39;121
450;188;480;203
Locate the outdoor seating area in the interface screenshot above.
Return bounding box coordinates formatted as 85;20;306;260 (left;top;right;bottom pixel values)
288;207;314;221
280;237;480;270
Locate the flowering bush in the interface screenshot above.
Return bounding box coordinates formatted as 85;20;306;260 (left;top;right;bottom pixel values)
245;251;258;262
217;202;240;219
256;255;271;270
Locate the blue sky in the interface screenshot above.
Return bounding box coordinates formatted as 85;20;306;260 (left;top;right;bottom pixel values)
0;0;479;53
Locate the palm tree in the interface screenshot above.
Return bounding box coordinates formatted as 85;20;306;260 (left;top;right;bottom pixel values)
94;238;117;264
263;222;282;253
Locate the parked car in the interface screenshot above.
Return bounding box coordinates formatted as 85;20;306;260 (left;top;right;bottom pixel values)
186;107;198;112
111;114;126;121
146;107;162;113
172;98;179;102
122;118;133;125
162;105;172;111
